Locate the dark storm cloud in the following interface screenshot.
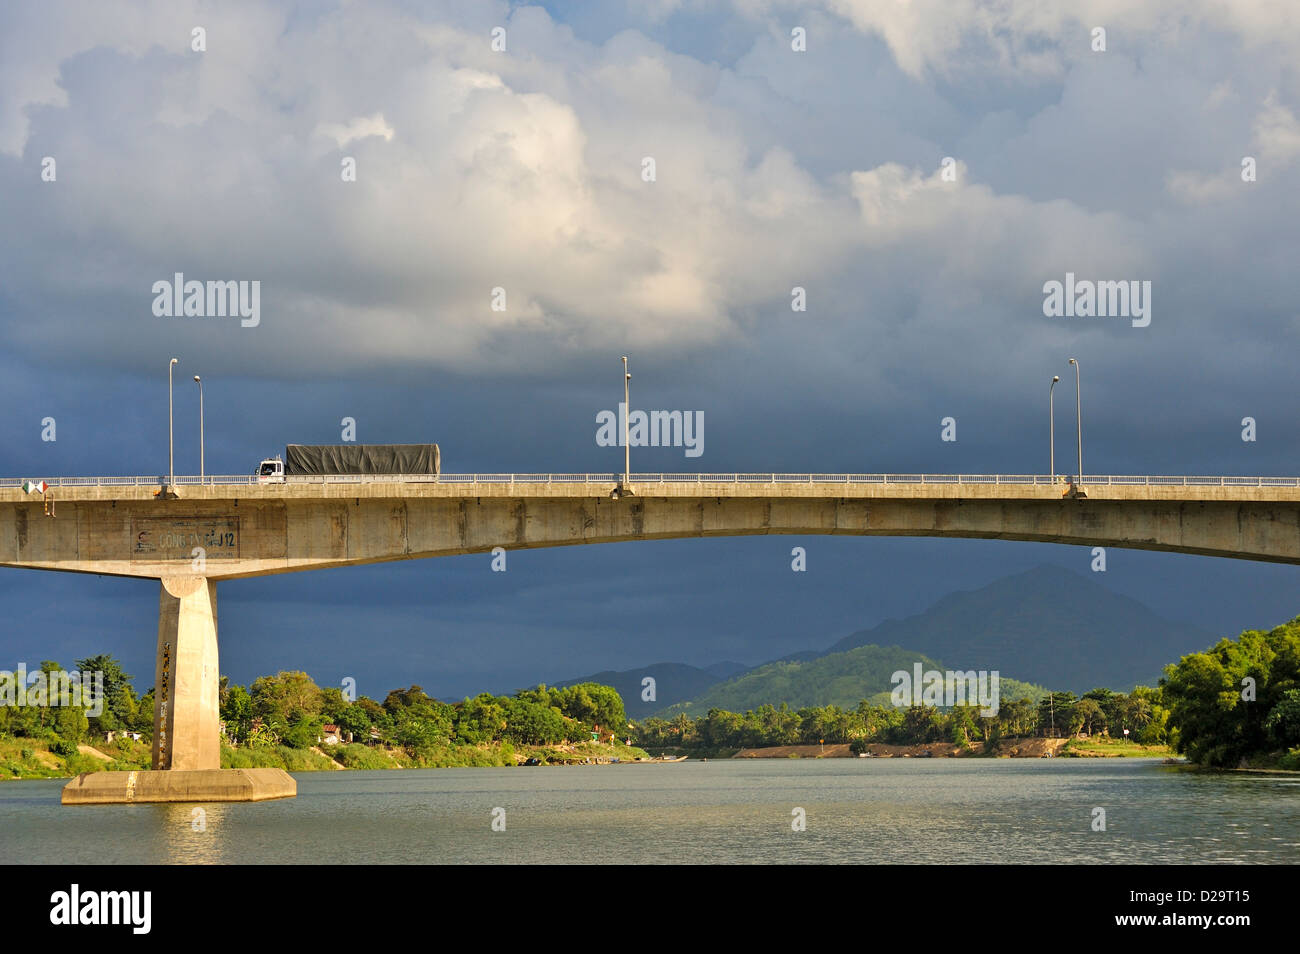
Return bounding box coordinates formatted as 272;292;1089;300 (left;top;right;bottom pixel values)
0;0;1297;694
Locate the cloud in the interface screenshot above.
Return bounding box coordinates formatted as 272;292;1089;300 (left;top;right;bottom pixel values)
817;0;1300;79
1253;92;1300;164
2;1;1300;698
0;0;1296;409
313;113;396;149
1166;90;1300;203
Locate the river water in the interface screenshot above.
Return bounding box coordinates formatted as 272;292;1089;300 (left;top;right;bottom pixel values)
3;759;1298;864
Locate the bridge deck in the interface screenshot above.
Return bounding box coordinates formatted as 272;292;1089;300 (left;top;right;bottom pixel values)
3;473;1299;504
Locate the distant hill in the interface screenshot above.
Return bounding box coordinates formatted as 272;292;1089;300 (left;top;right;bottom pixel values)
558;565;1217;718
823;565;1215;693
656;644;1048;716
702;661;751;679
555;662;730;718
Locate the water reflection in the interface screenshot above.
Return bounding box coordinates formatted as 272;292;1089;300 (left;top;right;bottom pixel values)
3;761;1298;864
152;803;230;864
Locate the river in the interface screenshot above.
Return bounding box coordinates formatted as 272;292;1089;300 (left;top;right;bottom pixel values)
3;758;1298;864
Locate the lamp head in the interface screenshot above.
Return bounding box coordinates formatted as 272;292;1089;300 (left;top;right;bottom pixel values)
193;375;201;383
1052;375;1060;382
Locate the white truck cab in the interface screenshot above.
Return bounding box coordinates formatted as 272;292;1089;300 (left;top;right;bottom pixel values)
257;456;285;484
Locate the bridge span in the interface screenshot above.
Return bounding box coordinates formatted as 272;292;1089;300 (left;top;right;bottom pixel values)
4;472;1300;578
3;471;1296;798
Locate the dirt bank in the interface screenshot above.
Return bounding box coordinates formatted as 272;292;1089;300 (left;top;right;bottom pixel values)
733;738;1071;759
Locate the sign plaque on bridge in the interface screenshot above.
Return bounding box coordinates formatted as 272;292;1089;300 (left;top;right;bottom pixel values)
131;517;240;560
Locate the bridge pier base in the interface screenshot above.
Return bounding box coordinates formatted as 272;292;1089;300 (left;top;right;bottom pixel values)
62;576;295;804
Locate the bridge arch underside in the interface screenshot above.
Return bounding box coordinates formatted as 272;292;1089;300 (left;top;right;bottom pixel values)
3;494;1299;578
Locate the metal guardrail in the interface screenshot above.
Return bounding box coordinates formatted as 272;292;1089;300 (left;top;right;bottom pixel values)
2;473;1299;488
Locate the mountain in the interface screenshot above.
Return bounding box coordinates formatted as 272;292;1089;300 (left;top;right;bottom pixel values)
556;662;728;718
702;661;751;679
655;644;1048;716
560;565;1218;718
823;565;1216;692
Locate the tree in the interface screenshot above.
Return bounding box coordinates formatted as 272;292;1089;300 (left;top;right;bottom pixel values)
895;706;943;745
383;685;436;714
220;685;253;744
1162;618;1300;766
53;705;88;743
1074;698;1104;737
949;705;978;746
319;687;350;723
553;683;627;735
998;697;1035;738
454;694;506;745
668;712;696;745
501;698;566;745
280;715;325;749
1037;692;1077;738
700;708;744;748
336;700;379;741
74;654;137;735
250;671;324;727
132;689;156;733
1264;689;1300;748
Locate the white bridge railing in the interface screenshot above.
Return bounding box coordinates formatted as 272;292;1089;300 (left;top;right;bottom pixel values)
3;473;1299;488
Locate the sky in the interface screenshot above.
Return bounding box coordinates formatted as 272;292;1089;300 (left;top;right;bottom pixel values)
1;0;1298;701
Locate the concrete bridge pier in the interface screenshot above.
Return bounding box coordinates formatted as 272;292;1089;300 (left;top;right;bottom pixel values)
62;576;295;804
153;577;220;771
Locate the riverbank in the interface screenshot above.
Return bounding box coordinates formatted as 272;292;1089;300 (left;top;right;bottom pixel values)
1;735;650;779
731;736;1173;759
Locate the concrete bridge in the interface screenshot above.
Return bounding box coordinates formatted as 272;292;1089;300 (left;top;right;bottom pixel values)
4;471;1298;801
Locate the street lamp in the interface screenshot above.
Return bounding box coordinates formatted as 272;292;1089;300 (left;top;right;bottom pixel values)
622;356;631;490
168;358;178;488
193;375;205;482
1049;375;1060;479
1068;358;1082;481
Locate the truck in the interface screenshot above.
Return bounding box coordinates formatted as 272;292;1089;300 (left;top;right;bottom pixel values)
257;444;440;483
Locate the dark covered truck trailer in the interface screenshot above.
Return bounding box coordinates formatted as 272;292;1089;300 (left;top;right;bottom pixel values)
257;444;440;482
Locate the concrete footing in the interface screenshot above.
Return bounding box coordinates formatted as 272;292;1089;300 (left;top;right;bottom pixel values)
61;768;296;805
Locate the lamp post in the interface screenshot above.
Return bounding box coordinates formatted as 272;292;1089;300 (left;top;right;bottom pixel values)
168;358;178;488
1050;375;1059;479
194;375;205;481
622;356;631;489
1068;358;1082;481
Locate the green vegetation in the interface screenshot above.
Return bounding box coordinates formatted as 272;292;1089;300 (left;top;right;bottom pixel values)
219;671;630;757
637;619;1300;771
1058;736;1170;758
657;644;1049;717
0;655;643;778
635;683;1170;753
7;617;1299;778
1160;616;1300;768
0;733;152;780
